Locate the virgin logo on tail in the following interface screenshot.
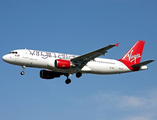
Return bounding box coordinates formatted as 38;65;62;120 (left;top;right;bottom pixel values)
127;50;141;64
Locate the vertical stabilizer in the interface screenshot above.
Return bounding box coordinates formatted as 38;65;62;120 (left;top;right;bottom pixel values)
119;41;145;70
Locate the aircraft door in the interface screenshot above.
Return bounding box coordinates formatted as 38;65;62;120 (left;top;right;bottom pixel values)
23;49;28;58
119;62;123;70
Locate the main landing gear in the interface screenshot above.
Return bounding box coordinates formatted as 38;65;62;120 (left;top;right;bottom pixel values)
64;73;71;84
76;72;82;78
20;66;25;75
65;78;71;84
64;72;82;84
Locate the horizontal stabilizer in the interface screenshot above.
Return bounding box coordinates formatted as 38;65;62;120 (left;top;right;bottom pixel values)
131;60;155;67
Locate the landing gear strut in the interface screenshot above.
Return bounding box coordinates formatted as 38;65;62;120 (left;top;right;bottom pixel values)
20;66;25;75
64;73;71;84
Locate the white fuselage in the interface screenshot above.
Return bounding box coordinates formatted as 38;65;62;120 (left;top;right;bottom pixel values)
2;49;137;75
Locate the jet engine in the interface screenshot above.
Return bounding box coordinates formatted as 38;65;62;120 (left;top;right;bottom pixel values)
55;59;72;69
40;70;62;79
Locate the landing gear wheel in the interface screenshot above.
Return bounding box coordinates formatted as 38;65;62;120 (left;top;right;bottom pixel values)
76;72;82;78
21;65;25;75
20;71;25;75
65;79;71;84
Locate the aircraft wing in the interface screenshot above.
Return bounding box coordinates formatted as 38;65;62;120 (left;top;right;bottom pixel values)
131;60;155;67
71;43;119;69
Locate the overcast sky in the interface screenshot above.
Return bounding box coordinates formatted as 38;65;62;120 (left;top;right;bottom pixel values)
0;0;157;120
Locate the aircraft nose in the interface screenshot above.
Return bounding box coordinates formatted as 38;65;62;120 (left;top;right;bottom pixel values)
2;54;10;62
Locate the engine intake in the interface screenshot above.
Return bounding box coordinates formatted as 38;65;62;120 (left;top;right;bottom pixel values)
55;59;72;69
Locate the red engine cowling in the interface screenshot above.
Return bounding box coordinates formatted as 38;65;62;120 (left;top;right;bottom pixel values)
40;70;62;79
55;59;71;69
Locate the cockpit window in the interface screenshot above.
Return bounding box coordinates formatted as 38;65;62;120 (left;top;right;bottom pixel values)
9;51;18;54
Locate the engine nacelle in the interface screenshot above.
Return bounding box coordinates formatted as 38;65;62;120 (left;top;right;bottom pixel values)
40;70;62;79
55;59;72;69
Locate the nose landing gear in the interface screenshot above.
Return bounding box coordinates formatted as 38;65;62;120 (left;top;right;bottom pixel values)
20;71;25;75
20;66;25;75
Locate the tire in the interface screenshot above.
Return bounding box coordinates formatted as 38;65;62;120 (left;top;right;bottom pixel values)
20;71;25;75
76;72;82;78
65;79;71;84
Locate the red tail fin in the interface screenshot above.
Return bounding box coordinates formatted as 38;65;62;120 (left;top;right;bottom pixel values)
119;41;145;69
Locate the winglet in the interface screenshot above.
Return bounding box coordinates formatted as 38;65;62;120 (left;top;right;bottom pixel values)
115;43;119;47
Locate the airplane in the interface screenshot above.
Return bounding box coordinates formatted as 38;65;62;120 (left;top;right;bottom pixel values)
2;40;155;84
